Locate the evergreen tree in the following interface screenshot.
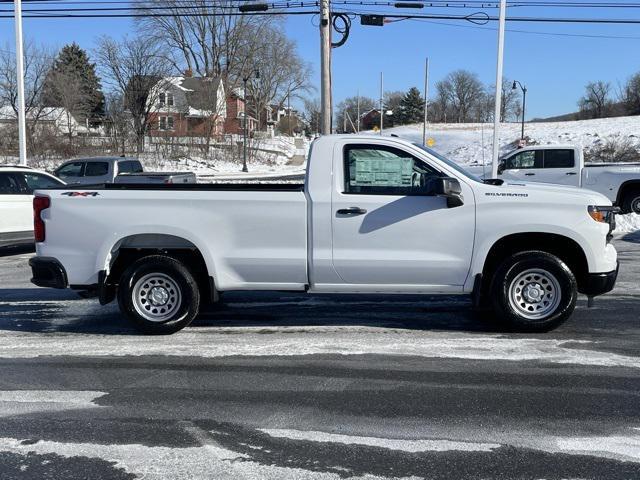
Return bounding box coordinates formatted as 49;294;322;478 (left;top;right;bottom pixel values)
42;43;105;122
398;87;425;125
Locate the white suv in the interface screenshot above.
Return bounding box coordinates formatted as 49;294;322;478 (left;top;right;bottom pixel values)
0;166;64;247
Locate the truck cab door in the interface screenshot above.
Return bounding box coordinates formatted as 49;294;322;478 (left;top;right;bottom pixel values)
0;173;32;237
330;142;475;290
498;150;543;183
537;149;580;186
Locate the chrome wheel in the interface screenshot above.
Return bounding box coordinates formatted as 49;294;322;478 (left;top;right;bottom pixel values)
132;273;182;323
508;268;561;320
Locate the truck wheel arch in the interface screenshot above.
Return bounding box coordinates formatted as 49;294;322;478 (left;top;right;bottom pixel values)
103;234;218;305
617;180;640;213
479;233;589;298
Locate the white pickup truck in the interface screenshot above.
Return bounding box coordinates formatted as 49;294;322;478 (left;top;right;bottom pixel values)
472;145;640;213
29;135;619;334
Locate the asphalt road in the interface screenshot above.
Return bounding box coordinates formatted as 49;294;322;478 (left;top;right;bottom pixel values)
0;234;639;479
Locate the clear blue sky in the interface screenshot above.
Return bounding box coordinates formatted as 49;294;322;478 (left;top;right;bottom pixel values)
1;2;640;119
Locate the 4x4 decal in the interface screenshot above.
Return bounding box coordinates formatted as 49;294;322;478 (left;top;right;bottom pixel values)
61;192;100;197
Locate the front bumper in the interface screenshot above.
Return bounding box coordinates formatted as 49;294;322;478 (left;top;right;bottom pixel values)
29;257;68;289
581;262;619;297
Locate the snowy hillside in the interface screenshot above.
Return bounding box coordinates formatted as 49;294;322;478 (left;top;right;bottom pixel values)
384;115;640;167
383;116;640;234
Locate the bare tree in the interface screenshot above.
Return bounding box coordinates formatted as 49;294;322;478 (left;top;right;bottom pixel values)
104;93;131;155
302;97;321;135
435;70;485;123
0;42;53;153
500;78;521;122
45;70;92;147
95;35;172;153
336;96;376;133
137;0;275;85
622;72;640;116
383;91;405;126
578;81;612;119
243;27;313;130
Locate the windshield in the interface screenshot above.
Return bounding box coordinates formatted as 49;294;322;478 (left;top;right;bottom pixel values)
413;143;483;183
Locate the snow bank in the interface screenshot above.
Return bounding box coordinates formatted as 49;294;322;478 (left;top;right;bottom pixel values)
614;213;640;235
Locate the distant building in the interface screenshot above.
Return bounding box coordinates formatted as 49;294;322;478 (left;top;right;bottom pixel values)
224;88;258;136
0;106;102;136
146;76;227;138
360;109;381;131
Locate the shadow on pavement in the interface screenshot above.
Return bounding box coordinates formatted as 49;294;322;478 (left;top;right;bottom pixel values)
0;244;34;257
621;231;640;243
0;287;506;335
193;292;505;333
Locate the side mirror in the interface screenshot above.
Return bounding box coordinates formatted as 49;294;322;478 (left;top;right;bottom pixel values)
497;161;505;175
425;177;464;208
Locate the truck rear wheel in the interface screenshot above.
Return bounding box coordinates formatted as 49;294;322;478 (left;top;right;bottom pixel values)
117;255;200;334
621;188;640;214
490;251;577;332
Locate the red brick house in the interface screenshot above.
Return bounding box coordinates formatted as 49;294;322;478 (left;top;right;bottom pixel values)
361;109;381;131
147;76;226;138
224;88;258;136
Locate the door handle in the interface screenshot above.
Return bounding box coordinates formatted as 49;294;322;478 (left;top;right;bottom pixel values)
524;173;535;176
337;207;367;216
566;172;577;175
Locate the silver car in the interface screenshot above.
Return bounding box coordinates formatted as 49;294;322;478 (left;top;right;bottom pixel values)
54;157;196;185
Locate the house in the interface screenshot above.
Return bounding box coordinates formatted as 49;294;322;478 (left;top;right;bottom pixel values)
224;87;258;136
146;76;227;138
360;109;381;131
0;105;102;136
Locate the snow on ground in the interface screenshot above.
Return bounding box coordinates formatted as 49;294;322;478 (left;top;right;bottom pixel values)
386;115;640;167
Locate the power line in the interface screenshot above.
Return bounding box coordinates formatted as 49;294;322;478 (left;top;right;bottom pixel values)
411;16;640;39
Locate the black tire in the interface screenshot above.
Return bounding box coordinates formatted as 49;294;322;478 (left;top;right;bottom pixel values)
621;188;640;214
117;255;200;334
490;251;577;333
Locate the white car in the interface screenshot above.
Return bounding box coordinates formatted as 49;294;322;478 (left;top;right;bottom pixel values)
0;166;65;247
29;135;618;334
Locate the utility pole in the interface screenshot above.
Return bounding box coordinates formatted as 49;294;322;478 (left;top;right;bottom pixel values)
491;0;507;178
319;0;332;134
242;76;249;172
356;91;360;133
287;90;292;136
379;71;384;135
422;57;430;146
14;0;27;166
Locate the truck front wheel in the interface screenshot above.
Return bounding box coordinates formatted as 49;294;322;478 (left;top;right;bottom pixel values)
490;251;577;332
117;255;200;334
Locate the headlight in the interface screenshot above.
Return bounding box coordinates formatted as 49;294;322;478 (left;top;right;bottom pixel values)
589;205;619;241
588;206;608;223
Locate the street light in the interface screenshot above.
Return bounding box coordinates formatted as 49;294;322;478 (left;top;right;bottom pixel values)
242;69;259;173
512;80;527;141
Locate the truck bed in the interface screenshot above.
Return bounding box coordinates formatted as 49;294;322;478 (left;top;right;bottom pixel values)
36;185;308;289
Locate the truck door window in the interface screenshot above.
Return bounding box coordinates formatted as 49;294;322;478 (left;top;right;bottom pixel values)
56;162;83;179
505;151;543;170
344;144;441;195
543;149;574;168
22;173;64;193
84;162;109;177
0;173;24;195
118;161;143;174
